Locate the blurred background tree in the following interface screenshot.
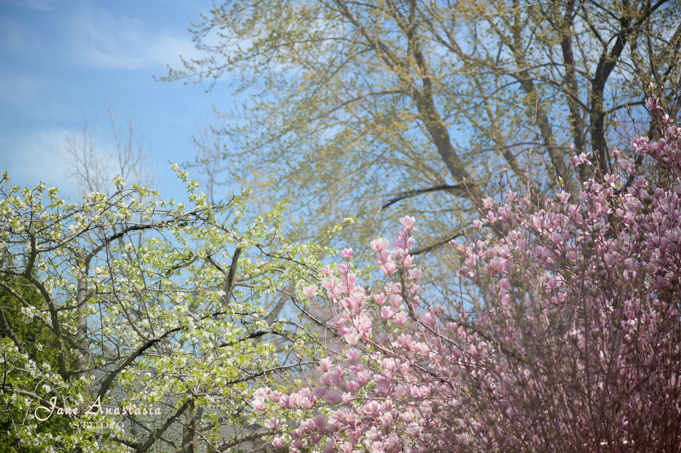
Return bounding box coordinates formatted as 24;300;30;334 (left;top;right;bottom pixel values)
62;104;157;196
161;0;680;264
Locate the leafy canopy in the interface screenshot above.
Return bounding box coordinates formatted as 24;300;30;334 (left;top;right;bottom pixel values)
163;0;681;257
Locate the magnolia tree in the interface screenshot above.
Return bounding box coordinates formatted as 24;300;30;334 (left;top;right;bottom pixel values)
253;97;681;452
0;167;330;452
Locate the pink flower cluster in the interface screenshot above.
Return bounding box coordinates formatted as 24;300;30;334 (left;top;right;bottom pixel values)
254;108;681;452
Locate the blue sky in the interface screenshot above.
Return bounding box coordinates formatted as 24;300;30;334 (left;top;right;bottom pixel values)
0;0;228;201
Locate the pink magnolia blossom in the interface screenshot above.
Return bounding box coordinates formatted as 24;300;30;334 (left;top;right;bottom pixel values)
399;216;416;230
303;285;317;299
394;311;408;325
370;238;389;252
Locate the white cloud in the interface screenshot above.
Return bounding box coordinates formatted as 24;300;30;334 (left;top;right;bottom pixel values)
0;127;73;189
66;8;201;70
